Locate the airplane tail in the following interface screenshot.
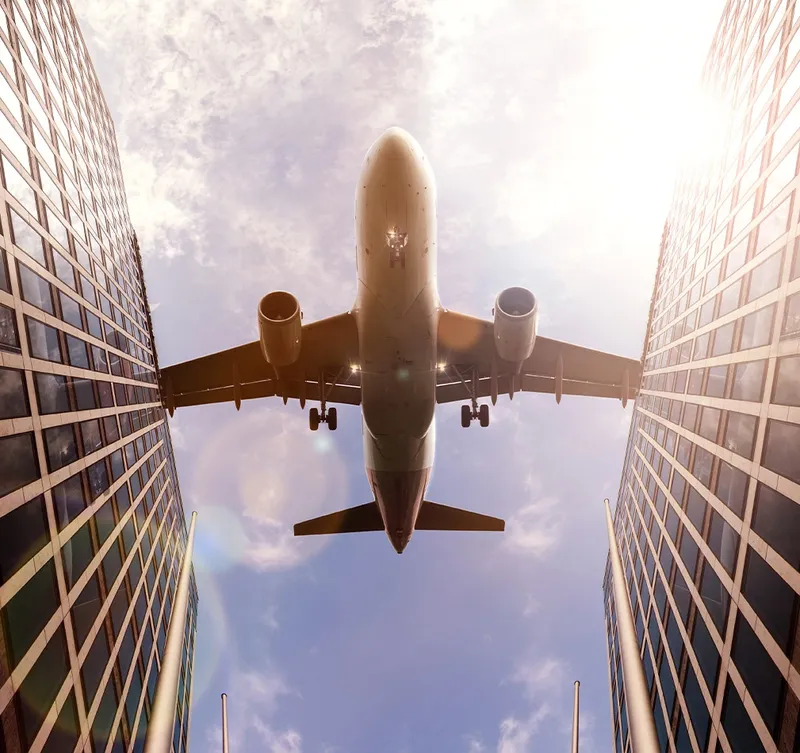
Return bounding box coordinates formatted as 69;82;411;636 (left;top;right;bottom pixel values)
293;502;383;536
415;501;505;532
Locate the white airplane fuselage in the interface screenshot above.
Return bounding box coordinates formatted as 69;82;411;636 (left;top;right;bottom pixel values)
353;128;440;553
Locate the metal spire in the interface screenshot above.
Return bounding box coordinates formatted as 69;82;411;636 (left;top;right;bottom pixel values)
571;680;580;753
604;499;659;753
222;693;230;753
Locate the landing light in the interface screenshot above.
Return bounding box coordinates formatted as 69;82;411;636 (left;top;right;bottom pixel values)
351;364;360;372
437;363;446;371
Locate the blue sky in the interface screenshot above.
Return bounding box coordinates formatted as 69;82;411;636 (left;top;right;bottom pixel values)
74;1;725;750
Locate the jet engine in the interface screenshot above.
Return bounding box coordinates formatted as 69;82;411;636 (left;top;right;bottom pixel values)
493;286;538;364
258;291;302;367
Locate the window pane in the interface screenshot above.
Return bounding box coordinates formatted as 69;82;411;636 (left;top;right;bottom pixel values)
715;461;747;517
81;629;110;706
34;372;70;414
756;194;791;254
707;510;739;575
747;248;783;302
700;559;729;635
731;359;765;401
40;690;80;753
0;495;48;585
71;573;102;648
712;321;735;356
763;419;800;483
59;290;82;330
73;378;96;411
88;459;110;500
0;366;28;418
683;664;710;750
773;355;800;405
62;520;94;590
693;446;713;487
66;333;89;369
740;303;775;349
0;302;19;350
753;483;800;569
52;250;76;291
742;547;797;653
44;423;77;471
718;279;741;317
2;560;58;668
692;615;720;692
698;407;721;441
0;431;39;495
26;317;62;362
19;263;54;314
732;615;785;737
10;207;45;266
685;487;707;532
52;472;86;530
706;364;727;397
723;412;757;458
722;679;766;753
783;291;800;336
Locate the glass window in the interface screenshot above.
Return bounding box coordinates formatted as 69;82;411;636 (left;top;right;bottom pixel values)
59;291;83;330
40;690;80;753
706;263;721;293
16;627;70;751
747;248;783;302
692;614;720;692
34;372;70;414
743;547;797;653
2;560;59;668
783;290;800;336
698;406;721;441
95;499;116;545
81;629;109;706
0;302;19;350
707;510;739;575
81;273;97;307
0;366;28;419
62;520;94;590
9;208;45;266
80;419;103;455
721;678;766;753
26;317;62;362
718;279;742;317
693;445;713;487
87;458;110;500
0;495;48;586
71;573;102;648
92;345;108;372
712;321;735;356
705;364;727;397
723;412;757;458
763;418;800;483
98;379;113;408
65;333;89;369
753;483;800;569
731;359;765;401
688;369;704;397
698;297;716;328
52;472;86;530
740;303;775;349
685;487;706;532
73;378;96;411
756;194;791;254
732;615;785;737
52;250;77;291
700;557;729;635
693;332;710;360
18;262;54;314
0;431;39;496
44;423;77;471
683;664;710;750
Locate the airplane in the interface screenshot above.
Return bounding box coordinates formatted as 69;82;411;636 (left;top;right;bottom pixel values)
159;127;642;554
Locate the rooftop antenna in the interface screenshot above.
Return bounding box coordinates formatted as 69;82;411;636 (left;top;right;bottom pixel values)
222;693;229;753
571;680;580;753
604;499;658;753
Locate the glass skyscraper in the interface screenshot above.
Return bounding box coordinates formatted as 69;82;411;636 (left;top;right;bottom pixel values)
0;1;196;752
605;0;800;751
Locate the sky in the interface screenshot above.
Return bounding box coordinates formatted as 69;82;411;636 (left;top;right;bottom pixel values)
73;1;726;751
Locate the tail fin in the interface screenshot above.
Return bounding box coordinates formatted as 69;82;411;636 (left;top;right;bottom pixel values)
415;501;505;532
294;502;384;536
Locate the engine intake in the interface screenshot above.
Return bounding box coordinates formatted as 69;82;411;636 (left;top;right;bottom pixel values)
258;291;302;367
493;286;538;364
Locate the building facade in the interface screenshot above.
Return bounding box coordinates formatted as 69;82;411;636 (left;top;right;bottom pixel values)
605;0;800;751
0;1;196;753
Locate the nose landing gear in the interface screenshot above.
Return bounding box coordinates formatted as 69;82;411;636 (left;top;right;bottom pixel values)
461;403;490;428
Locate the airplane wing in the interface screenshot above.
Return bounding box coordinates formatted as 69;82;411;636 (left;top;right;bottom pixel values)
436;310;641;405
159;312;360;413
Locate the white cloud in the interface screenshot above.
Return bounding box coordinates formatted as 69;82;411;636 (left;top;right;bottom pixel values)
496;705;552;753
505;477;562;557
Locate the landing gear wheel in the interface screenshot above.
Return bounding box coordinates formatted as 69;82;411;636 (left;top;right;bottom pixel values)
327;406;338;431
479;404;490;428
309;408;320;432
461;404;471;428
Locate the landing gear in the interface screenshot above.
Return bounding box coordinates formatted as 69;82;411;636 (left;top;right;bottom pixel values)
308;369;341;431
389;249;406;269
449;364;490;428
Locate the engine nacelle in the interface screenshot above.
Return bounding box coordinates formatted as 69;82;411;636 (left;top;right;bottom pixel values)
493;286;538;364
258;291;302;367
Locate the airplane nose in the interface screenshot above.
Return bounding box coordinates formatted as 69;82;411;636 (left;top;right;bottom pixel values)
389;529;410;554
371;127;415;165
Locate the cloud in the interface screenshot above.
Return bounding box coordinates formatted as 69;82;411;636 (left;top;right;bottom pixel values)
505;477;562;557
496;706;552;753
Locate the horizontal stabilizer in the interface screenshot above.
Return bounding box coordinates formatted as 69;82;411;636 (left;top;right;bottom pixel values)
294;502;384;536
415;501;505;532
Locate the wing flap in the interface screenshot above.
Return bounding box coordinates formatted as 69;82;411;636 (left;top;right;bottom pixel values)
415;501;505;531
294;503;384;536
